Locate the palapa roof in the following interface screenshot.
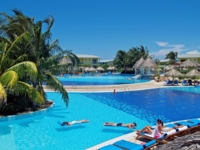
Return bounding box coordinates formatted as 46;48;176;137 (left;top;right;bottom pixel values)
186;69;200;77
59;57;72;64
133;57;144;68
96;67;104;71
138;57;156;68
165;69;183;76
107;66;116;70
179;59;200;67
84;67;90;71
164;65;173;71
89;67;96;71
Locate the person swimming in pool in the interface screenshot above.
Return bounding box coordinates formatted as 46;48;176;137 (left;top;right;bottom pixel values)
61;120;89;126
103;122;137;129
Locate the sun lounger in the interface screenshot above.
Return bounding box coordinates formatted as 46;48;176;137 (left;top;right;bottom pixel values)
99;144;122;150
113;139;156;150
182;80;188;86
173;80;179;85
164;80;173;86
176;119;200;133
136;129;177;144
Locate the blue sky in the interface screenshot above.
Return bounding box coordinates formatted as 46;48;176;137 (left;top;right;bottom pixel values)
1;0;200;60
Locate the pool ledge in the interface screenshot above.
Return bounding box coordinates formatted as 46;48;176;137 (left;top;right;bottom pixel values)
0;100;54;123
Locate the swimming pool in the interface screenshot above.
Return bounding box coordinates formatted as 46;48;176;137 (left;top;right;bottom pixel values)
57;74;150;85
1;87;200;150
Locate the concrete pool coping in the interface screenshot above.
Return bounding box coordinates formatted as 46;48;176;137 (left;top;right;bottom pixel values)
44;80;165;92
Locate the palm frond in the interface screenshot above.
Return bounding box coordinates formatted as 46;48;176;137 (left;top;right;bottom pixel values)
0;70;18;89
15;81;45;105
0;83;7;106
45;73;69;107
7;61;38;80
43;15;54;32
2;31;30;60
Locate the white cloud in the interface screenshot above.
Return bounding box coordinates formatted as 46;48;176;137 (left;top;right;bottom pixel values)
155;41;169;47
152;42;187;59
186;50;200;54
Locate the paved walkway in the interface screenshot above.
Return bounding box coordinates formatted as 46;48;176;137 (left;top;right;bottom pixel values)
44;80;165;92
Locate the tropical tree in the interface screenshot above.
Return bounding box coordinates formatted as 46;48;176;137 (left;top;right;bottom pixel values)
126;46;149;67
114;50;129;72
0;32;44;109
165;51;178;64
114;46;149;71
0;9;79;106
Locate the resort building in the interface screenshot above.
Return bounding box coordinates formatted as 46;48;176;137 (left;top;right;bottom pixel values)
99;59;114;65
178;54;200;63
76;54;100;66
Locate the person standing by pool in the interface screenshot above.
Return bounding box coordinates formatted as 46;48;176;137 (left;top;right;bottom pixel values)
61;119;89;126
103;122;137;129
113;89;116;95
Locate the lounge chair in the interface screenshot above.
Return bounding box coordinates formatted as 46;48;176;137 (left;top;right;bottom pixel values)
173;80;179;85
136;129;177;144
164;80;173;86
99;145;122;150
176;119;200;133
182;80;188;86
113;139;156;150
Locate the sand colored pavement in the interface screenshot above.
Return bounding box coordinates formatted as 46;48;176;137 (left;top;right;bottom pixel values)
44;80;165;92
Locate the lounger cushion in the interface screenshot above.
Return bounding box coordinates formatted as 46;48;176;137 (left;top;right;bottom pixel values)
99;145;121;150
113;140;143;150
176;126;188;132
143;140;156;148
165;124;176;128
178;121;198;128
188;119;200;125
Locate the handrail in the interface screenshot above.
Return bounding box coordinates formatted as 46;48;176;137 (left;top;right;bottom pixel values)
72;83;77;89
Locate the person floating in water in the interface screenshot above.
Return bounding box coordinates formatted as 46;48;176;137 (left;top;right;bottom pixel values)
103;122;137;129
61;120;89;126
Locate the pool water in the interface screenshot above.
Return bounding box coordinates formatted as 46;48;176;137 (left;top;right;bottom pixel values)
1;87;200;150
57;74;150;85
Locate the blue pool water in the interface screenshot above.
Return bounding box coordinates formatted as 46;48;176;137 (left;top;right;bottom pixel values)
57;74;150;85
1;87;200;150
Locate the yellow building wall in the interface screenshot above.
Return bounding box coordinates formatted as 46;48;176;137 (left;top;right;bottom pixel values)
79;58;99;66
179;58;200;63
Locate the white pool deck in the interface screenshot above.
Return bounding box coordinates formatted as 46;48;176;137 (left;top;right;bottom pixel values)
44;80;166;92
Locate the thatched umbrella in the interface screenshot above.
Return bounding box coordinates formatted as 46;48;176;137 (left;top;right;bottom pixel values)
107;66;115;70
186;69;200;77
96;67;104;71
133;57;144;68
89;67;96;72
138;58;156;75
179;59;200;67
139;58;156;68
59;57;72;64
164;65;173;71
84;67;90;72
165;69;183;77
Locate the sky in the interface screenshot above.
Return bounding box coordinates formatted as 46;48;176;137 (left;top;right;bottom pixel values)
1;0;200;60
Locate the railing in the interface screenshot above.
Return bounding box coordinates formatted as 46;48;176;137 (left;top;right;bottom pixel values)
121;86;129;93
72;83;77;89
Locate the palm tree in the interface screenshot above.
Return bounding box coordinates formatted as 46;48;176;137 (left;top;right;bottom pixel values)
0;32;44;108
138;45;149;59
0;9;79;106
114;50;129;72
165;51;178;64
